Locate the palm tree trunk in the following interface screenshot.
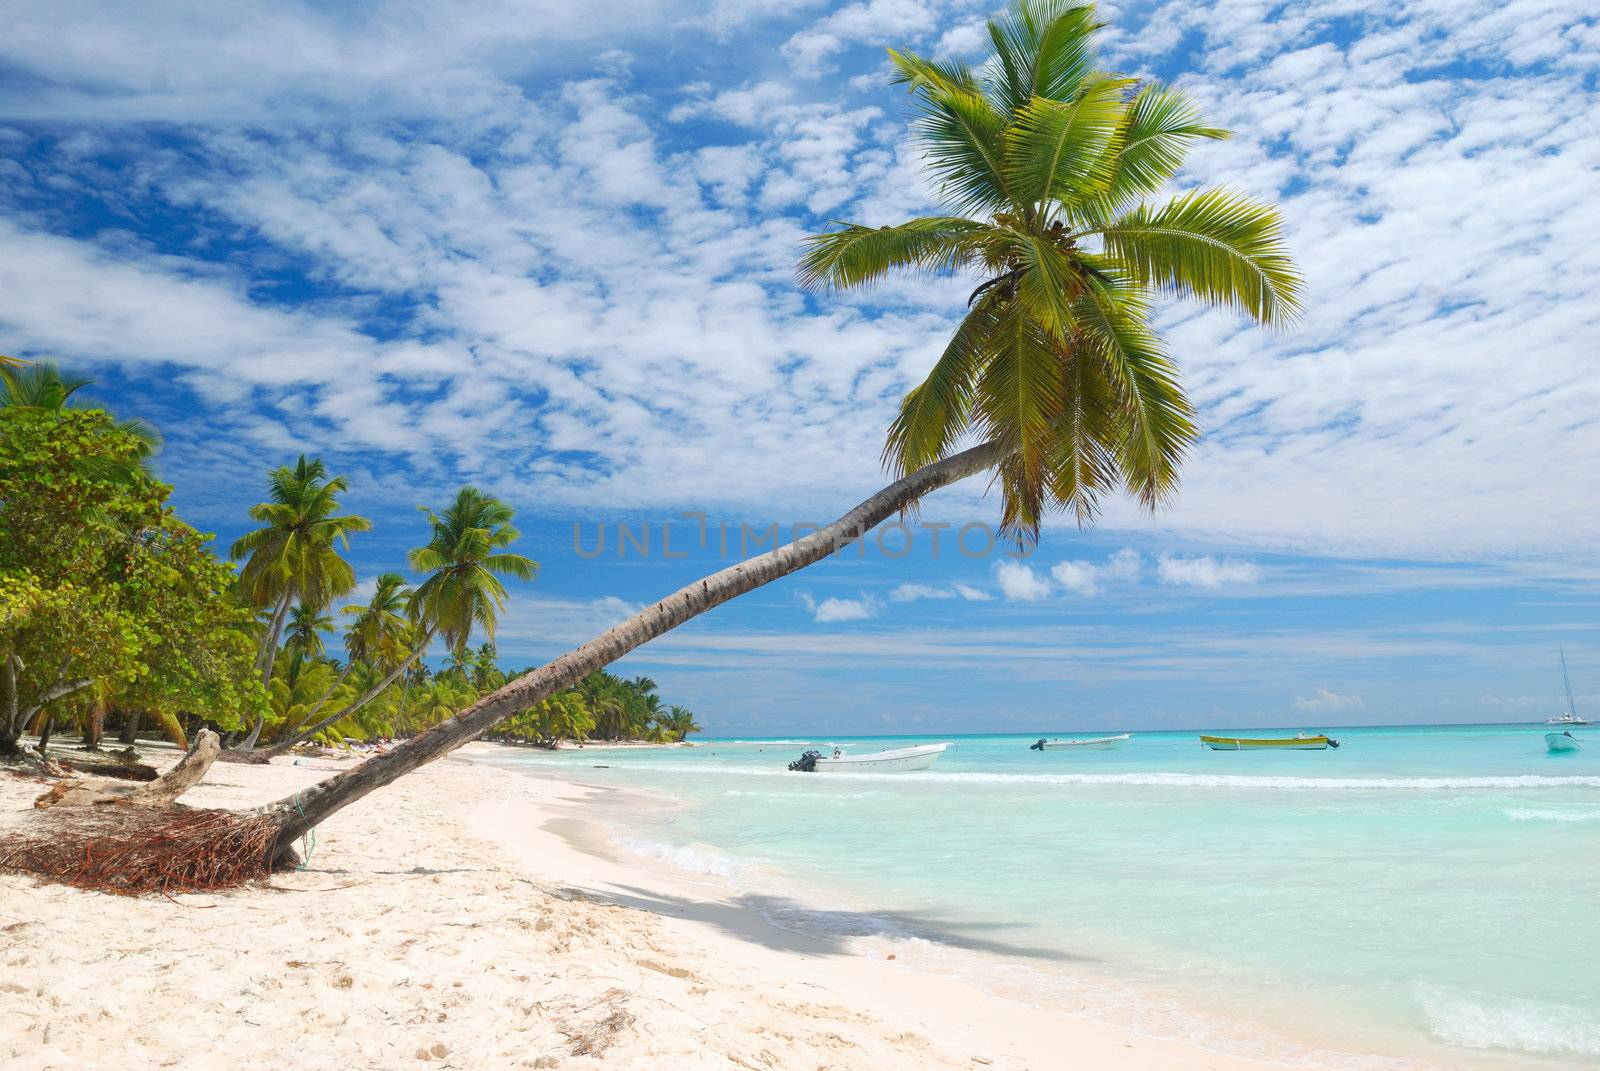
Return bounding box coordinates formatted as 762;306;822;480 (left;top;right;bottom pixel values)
118;709;142;745
257;591;294;686
260;632;434;756
1;654;19;755
261;439;1006;860
82;703;105;750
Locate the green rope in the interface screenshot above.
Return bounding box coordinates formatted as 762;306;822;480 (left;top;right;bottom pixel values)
292;793;316;871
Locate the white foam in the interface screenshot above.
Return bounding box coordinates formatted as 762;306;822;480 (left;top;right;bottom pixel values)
613;836;746;881
1421;988;1600;1056
587;761;1600;791
1504;807;1600;823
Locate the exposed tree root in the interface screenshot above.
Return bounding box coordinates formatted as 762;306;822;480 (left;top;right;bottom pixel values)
0;805;288;895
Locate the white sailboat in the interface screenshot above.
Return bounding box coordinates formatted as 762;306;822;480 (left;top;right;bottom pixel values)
1546;648;1589;725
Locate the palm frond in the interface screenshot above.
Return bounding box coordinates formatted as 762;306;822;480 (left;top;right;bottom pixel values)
890;49;1012;214
1002;75;1132;213
884;293;1001;475
1093;187;1303;325
984;1;1102;115
1045;338;1122;525
798;217;991;292
1073;280;1196;506
1079;83;1230;222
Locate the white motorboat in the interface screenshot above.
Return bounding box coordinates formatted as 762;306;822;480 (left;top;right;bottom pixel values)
1546;731;1582;753
1029;734;1131;750
788;742;949;772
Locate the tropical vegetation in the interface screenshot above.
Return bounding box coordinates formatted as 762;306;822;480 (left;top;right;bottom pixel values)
1;376;696;763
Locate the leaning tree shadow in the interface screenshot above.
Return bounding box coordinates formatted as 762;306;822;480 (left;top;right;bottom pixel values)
582;883;1095;963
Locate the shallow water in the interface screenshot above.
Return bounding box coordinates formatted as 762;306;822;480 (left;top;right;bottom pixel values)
480;724;1600;1069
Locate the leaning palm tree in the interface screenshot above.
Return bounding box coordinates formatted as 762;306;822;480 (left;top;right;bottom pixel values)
15;2;1301;885
249;0;1296;863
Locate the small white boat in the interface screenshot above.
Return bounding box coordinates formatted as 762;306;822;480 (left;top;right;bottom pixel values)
789;743;949;772
1546;732;1582;753
1030;734;1130;750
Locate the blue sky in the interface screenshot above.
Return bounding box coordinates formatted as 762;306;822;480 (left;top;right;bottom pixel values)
2;1;1597;735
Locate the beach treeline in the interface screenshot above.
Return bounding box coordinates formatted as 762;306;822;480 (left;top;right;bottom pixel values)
0;360;698;767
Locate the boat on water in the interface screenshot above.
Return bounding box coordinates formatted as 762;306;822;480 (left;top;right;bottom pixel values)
788;742;949;772
1546;731;1582;753
1546;648;1589;725
1200;733;1340;751
1030;734;1131;750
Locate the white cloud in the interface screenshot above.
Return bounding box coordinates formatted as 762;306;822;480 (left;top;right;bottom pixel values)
1050;560;1102;597
1293;689;1365;712
781;0;940;76
995;561;1053;602
799;592;879;622
1048;549;1143;596
890;582;952;602
1157;555;1264;590
891;581;993;603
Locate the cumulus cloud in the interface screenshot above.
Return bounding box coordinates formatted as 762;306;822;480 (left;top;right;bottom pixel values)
1048;548;1142;596
1293;689;1364;712
1050;560;1101;596
995;561;1053;601
799;591;879;622
1157;555;1264;590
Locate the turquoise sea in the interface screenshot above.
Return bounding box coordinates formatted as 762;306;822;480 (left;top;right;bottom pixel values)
478;724;1600;1069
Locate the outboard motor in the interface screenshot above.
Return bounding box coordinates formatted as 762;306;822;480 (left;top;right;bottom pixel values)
788;750;823;772
1328;738;1341;749
1029;738;1046;751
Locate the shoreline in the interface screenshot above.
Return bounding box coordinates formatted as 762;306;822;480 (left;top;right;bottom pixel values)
467;742;1566;1071
2;741;1315;1071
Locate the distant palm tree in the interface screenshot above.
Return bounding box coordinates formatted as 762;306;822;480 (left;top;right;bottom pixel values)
229;456;371;688
284;604;333;660
264;488;537;751
257;0;1303;862
408;487;539;657
659;705;701;742
261;572;412;753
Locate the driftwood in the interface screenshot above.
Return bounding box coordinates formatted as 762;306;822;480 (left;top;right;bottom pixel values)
34;730;220;809
60;760;159;782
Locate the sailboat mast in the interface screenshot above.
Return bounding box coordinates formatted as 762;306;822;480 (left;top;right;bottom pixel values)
1561;646;1579;717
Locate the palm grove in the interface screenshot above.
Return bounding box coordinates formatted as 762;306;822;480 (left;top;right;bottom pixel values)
0;362;701;764
1;1;1298;889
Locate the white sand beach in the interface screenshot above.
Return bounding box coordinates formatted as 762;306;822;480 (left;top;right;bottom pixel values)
0;744;1301;1071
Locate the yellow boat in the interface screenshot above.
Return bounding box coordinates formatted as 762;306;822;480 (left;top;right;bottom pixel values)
1200;734;1339;750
